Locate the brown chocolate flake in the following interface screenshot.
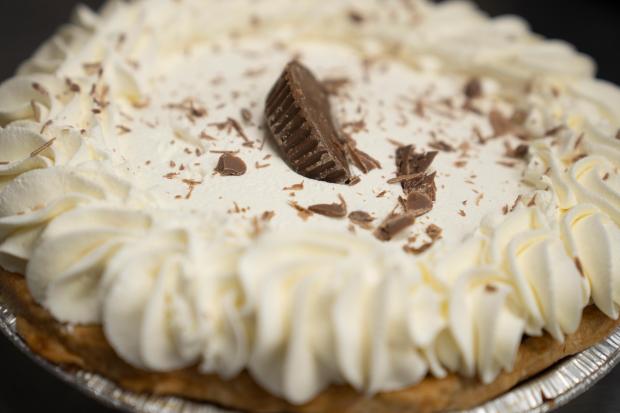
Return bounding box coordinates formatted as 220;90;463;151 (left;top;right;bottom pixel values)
426;224;443;240
348;10;365;23
346;143;382;174
497;160;517;168
82;62;102;75
261;211;275;221
283;181;304;191
603;173;610;181
31;82;49;97
182;179;202;199
458;209;466;217
429;139;455;152
0;161;9;165
167;97;202;118
395;145;438;198
504;143;529;159
116;125;132;135
288;201;313;221
214;153;247;176
200;131;218;141
485;284;498;293
265;61;351;183
39;119;53;134
30;138;56;158
342;119;367;134
163;172;179;179
374;213;415;241
454;160;468;168
255;162;270;169
348;211;375;228
376;190;387;198
544;125;565;137
574;133;585;150
387;138;406;147
616;130;620;140
464;78;483;99
209;117;253;147
308;195;347;218
241;108;252;124
489;110;513;137
322;77;350;95
405;192;433;217
65;78;81;93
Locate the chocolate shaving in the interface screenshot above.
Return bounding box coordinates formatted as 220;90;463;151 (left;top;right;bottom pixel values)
31;82;49;96
387;173;424;185
322;78;350;95
504;142;529;159
283;182;304;191
30;138;56;158
288;201;313;221
116;125;131;135
405;192;433;217
426;224;442;240
489;110;513;137
374;213;415;241
545;125;565;137
209;118;253;147
464;78;483;99
485;284;498;293
348;211;375;228
429;140;455;152
348;10;365;24
65;78;81;93
214;153;247;176
616;130;620;140
241;108;252;124
308;195;347;218
348;145;381;173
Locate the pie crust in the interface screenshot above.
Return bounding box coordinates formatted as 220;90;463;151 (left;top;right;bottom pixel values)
2;268;618;413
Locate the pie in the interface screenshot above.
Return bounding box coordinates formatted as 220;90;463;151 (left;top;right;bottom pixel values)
0;1;619;412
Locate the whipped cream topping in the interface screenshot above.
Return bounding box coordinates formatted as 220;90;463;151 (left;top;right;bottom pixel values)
0;0;619;405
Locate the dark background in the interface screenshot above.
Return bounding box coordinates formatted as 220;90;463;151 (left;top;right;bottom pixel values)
0;1;619;412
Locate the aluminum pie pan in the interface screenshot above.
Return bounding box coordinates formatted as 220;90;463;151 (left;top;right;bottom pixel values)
1;295;620;413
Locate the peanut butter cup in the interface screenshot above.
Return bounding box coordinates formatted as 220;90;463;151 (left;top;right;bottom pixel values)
265;61;352;184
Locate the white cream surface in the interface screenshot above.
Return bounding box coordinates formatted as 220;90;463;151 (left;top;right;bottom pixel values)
115;36;526;247
0;0;620;405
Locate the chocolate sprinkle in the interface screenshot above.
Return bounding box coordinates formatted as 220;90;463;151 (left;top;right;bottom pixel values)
395;145;438;197
308;195;348;219
214;153;247;176
406;192;433;217
374;213;415;241
426;224;443;240
464;78;483;99
348;211;375;227
489;110;513;137
265;61;352;184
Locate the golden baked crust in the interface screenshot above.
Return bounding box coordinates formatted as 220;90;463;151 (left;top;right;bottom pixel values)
1;267;619;413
